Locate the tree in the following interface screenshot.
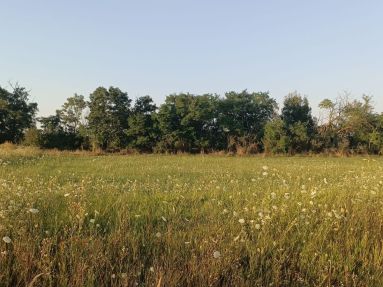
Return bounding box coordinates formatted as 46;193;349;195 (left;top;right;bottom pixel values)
87;87;131;150
263;118;288;154
38;111;66;149
0;84;38;144
22;127;40;146
317;99;338;151
156;93;222;153
218;90;277;153
126;96;159;152
156;94;198;153
281;92;315;153
339;95;376;153
185;94;223;152
59;94;86;134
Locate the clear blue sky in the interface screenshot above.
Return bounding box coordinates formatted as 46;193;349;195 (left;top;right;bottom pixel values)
1;0;382;116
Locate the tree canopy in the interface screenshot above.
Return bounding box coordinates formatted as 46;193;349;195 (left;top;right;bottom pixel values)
2;84;382;155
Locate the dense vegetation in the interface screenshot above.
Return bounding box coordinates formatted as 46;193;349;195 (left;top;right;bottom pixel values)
1;84;383;154
1;151;383;286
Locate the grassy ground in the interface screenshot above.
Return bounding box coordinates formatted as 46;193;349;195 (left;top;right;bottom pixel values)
1;151;383;286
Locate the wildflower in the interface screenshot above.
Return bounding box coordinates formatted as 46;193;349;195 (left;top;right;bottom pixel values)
28;208;39;214
238;218;245;224
255;224;261;230
213;251;221;258
284;193;290;199
155;232;162;238
2;236;11;244
90;218;96;224
262;172;268;176
262;166;269;171
149;267;155;272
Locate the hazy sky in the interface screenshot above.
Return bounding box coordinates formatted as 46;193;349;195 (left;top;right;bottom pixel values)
1;0;382;116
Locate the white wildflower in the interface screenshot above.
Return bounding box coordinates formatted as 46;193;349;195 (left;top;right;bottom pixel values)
213;251;221;258
2;236;11;244
28;208;39;214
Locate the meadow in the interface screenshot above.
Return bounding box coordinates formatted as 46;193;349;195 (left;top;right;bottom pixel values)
1;150;383;286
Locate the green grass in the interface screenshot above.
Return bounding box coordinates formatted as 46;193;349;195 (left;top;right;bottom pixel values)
1;152;383;286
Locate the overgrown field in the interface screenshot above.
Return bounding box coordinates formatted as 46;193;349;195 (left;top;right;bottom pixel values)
1;152;383;286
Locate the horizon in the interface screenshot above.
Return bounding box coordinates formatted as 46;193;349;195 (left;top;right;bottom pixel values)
2;0;383;117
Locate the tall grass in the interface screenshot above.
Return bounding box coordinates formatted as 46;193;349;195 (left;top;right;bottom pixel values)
1;153;383;286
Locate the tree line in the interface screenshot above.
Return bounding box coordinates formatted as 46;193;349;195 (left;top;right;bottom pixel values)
1;84;383;154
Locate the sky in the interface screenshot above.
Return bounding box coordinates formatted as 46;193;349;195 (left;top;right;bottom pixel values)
1;0;383;117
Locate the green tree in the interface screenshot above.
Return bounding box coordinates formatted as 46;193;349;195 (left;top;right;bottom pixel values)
263;118;288;154
0;85;38;143
126;96;159;152
87;87;131;150
59;94;86;134
156;93;222;153
281;92;315;153
339;95;376;153
218;90;277;153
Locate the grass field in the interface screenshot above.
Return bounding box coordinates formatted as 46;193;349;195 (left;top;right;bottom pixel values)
1;151;383;286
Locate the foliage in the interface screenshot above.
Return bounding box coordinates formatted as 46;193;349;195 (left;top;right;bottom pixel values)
0;85;38;144
1;83;382;154
281;92;315;153
218;90;277;152
126;96;158;152
263;118;288;154
87;87;131;150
